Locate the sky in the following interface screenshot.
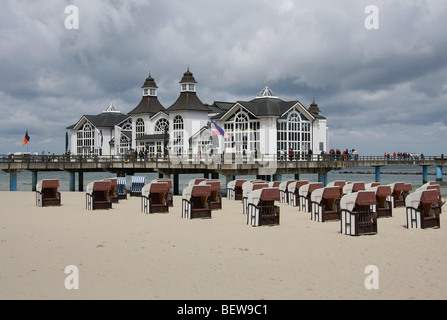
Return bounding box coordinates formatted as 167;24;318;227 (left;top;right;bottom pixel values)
0;0;446;156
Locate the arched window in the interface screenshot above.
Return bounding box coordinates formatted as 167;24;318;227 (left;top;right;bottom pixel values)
277;109;310;159
223;109;260;155
136;118;145;139
155;118;169;133
121;119;132;131
172;115;184;155
119;135;131;155
76;123;95;155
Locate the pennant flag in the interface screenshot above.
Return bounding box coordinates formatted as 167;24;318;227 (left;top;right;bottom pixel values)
211;120;231;139
22;130;30;146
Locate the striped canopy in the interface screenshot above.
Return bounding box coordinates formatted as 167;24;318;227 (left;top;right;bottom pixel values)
132;176;146;184
117;177;127;185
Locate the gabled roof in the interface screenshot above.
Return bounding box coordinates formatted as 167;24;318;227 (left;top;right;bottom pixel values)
67;105;130;130
213;87;326;121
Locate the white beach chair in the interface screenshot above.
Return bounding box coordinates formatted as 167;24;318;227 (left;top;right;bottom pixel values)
340;190;377;236
247;187;280;227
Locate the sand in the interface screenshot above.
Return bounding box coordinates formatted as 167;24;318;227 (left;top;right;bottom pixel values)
0;191;446;300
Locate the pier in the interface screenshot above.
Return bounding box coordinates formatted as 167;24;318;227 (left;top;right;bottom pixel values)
1;153;445;194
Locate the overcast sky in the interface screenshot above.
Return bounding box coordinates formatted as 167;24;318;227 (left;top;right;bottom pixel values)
1;0;446;156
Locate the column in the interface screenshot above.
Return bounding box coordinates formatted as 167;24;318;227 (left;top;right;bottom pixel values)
78;171;84;192
69;172;75;192
173;174;179;195
318;172;328;187
422;166;428;184
31;171;38;192
436;166;443;182
375;166;381;183
10;171;18;191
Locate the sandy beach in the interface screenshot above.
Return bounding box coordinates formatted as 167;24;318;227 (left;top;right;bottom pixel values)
1;190;446;300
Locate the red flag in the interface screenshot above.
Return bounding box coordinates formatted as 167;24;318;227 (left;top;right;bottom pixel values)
22;130;30;146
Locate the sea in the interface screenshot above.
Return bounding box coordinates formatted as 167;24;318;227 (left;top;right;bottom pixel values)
1;165;446;197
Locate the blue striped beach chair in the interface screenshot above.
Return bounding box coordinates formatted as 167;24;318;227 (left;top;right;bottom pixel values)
130;176;146;197
116;177;128;200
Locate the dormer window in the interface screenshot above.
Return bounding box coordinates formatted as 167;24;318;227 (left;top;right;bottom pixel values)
181;84;187;91
188;84;195;91
150;89;156;96
143;88;149;96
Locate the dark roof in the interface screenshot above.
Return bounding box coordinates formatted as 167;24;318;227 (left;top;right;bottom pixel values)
167;91;211;112
128;95;166;115
67;111;129;129
84;112;129;128
207;101;234;114
238;97;297;117
141;74;158;88
180;68;197;83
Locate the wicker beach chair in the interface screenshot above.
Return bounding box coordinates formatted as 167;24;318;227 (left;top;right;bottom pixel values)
242;182;269;215
247;187;280;227
298;182;324;213
405;189;440;229
116;177;128;200
287;181;309;207
279;180;297;204
340;190;377;236
36;179;61;207
369;185;393;218
342;181;365;196
182;185;212;219
415;184;444;214
103;178;119;203
327;180;347;210
227;179;247;201
154;178;173;207
388;182;406;208
141;182;169;214
310;186;341;222
86;181;112;210
130;176;146;197
188;178;207;187
269;181;282;187
199;179;222;210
